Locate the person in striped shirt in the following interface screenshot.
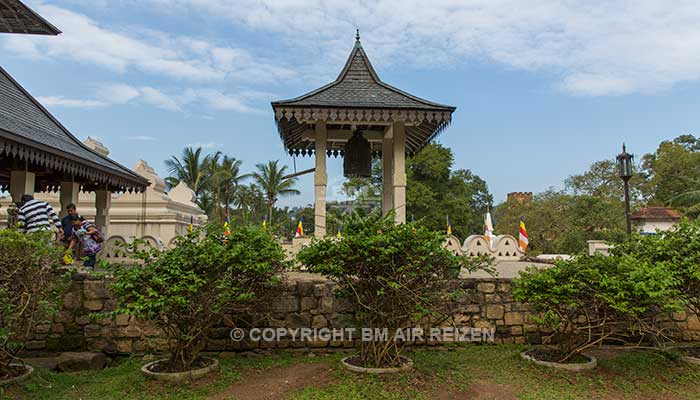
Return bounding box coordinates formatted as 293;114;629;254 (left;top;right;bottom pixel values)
17;194;63;239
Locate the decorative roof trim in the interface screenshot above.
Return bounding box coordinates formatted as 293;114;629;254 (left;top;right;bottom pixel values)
274;106;453;125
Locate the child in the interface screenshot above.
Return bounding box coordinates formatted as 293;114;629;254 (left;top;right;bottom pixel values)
67;216;102;269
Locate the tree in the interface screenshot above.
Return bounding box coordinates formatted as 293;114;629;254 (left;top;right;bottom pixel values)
165;147;216;208
564;159;647;200
494;190;626;255
253;160;300;224
343;144;492;238
207;155;250;223
642;135;700;205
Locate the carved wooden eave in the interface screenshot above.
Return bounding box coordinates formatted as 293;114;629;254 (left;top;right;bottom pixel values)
274;106;452;156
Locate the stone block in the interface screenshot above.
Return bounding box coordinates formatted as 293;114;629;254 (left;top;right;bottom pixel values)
311;315;328;329
485;305;505;319
54;310;74;324
313;283;329;297
115;340;133;353
504;312;525;325
477;282;496;293
484;294;502;303
84;324;102;338
497;283;512;293
51;323;65;334
115;314;131;326
83;300;104;311
272;297;299;313
297;280;315;297
300;297;318;311
63;292;82;310
285;313;311;329
510;326;523;336
75;315;90;325
672;311;688;322
687;315;700;331
319;297;334;314
24;340;46;350
84;281;108;299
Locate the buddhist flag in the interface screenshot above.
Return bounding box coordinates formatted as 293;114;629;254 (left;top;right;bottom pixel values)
519;217;529;253
188;216;194;234
262;218;267;229
446;215;452;235
295;218;304;238
484;210;495;250
223;214;231;237
337;224;342;239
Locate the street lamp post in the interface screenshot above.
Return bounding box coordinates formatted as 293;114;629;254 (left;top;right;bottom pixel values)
616;144;634;235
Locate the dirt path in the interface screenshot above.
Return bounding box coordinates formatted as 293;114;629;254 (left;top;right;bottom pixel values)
208;362;335;400
436;381;517;400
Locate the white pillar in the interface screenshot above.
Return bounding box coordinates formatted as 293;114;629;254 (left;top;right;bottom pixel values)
392;122;407;224
314;121;327;237
382;126;393;216
94;190;111;235
59;181;80;217
10;170;35;203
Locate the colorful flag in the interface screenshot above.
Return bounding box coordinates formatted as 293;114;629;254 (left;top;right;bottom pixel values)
188;216;194;234
518;217;529;253
295;218;304;238
446;215;452;235
337;224;342;239
223;214;231;237
262;218;267;229
484;209;495;249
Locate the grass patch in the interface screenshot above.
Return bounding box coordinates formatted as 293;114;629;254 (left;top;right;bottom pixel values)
3;345;700;399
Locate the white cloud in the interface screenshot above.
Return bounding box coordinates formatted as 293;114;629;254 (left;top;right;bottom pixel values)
36;96;108;108
186;142;220;149
140;0;700;96
37;83;261;113
2;4;295;83
127;135;157;141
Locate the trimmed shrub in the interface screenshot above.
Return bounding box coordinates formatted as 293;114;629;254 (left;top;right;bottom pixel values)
110;225;286;372
297;212;488;368
514;253;682;363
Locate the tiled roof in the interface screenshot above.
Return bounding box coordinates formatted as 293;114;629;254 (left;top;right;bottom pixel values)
0;0;60;35
0;66;148;191
273;39;454;111
631;207;682;220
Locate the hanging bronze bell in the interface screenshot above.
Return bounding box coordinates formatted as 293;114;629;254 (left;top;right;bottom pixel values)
343;130;372;178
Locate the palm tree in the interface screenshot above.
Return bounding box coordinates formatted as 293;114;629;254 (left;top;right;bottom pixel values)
207;155;250;221
235;184;265;224
165;147;210;196
253;160;300;224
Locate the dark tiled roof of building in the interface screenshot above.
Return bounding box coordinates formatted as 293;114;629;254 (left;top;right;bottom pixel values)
631;207;682;220
272;39;454;111
0;66;148;191
0;0;60;35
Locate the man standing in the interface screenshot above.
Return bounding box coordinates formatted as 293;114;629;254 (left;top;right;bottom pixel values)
16;194;63;239
61;203;79;246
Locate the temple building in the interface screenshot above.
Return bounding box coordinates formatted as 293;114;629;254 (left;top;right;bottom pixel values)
0;1;148;234
272;31;455;236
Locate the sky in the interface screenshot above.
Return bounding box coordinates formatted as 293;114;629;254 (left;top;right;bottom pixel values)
3;0;700;207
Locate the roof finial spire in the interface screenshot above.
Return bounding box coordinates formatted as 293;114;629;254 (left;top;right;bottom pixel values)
355;28;360;42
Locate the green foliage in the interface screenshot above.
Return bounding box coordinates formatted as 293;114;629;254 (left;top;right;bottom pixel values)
642;135;700;205
495;190;627;255
514;252;682;362
109;225;287;371
614;219;700;316
342;144;493;238
0;230;66;376
297;212;489;368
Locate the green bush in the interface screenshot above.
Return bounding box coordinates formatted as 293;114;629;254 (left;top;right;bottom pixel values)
614;219;700;316
514;253;682;362
110;225;286;372
0;230;65;377
297;212;488;368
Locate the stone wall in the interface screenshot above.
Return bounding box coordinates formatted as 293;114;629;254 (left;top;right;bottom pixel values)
26;273;700;356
